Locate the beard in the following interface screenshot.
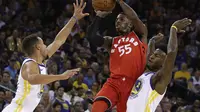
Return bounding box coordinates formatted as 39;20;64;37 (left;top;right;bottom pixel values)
116;23;132;36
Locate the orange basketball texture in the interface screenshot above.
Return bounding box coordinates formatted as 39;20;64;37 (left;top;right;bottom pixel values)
92;0;116;11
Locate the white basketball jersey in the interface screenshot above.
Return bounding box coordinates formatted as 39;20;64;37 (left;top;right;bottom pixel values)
126;72;166;112
3;58;47;112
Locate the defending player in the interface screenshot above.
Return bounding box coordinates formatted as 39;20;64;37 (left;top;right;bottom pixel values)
126;18;192;112
2;0;89;112
88;0;148;112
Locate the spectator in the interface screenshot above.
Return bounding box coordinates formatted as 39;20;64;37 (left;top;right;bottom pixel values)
34;103;45;112
6;29;20;52
185;39;199;69
184;100;200;112
73;101;84;112
55;86;71;112
84;68;96;89
49;81;60;102
91;82;99;96
59;60;72;73
3;91;13;108
160;97;172;112
47;60;58;74
41;92;51;111
0;90;5;111
188;70;200;93
155;104;163;112
52;101;62;112
84;100;92;112
0;71;15;91
73;74;89;91
174;62;191;81
82;90;93;111
0;31;6;53
4;58;17;79
70;87;84;105
90;62;100;74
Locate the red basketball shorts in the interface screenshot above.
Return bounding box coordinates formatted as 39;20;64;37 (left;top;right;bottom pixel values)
94;75;135;112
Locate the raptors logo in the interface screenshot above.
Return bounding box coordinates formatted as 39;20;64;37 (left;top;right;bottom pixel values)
129;79;143;99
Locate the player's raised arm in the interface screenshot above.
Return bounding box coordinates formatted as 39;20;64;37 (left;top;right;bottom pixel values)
147;33;164;60
154;18;192;94
47;0;89;58
86;11;113;52
117;0;147;44
21;61;80;85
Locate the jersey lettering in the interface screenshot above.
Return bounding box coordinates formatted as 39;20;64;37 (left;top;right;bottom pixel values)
118;44;132;57
112;37;139;57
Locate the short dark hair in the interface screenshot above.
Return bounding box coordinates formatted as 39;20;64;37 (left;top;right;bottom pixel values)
22;33;40;56
3;71;10;76
57;86;64;91
52;101;62;108
156;44;167;54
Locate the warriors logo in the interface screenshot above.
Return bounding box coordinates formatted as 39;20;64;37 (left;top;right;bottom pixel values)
129;79;143;99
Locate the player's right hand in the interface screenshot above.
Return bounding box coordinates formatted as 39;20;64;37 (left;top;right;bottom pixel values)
172;18;192;33
95;10;112;18
61;68;81;80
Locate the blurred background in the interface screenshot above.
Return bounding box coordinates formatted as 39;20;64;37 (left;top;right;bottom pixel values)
0;0;200;112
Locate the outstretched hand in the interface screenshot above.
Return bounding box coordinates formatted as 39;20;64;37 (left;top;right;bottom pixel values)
61;68;81;80
73;0;89;20
172;18;192;33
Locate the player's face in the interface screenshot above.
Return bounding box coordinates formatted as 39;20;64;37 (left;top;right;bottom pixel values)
147;49;166;70
115;14;132;35
37;37;48;60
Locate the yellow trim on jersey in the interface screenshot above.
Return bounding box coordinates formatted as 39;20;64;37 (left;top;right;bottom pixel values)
144;90;160;112
14;81;31;112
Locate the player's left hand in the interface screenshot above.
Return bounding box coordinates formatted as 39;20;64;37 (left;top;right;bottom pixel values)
172;18;192;33
152;33;164;43
73;0;89;20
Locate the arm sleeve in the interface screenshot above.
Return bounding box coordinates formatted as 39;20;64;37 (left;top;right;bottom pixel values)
86;16;105;47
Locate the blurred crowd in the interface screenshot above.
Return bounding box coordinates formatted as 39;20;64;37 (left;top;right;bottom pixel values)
0;0;200;112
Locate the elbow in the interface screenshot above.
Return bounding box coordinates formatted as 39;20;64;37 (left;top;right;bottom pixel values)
26;77;39;85
27;80;38;85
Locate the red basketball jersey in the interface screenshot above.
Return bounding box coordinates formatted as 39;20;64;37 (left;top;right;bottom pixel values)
109;31;147;79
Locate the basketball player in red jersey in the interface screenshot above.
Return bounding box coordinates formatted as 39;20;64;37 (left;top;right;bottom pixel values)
91;0;148;112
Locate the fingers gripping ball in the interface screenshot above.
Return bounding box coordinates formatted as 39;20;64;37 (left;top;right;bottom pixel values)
92;0;116;11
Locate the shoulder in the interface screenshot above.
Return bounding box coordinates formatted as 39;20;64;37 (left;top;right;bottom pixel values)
23;60;38;69
130;31;147;46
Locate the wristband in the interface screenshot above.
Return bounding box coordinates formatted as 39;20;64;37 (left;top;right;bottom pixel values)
171;25;178;31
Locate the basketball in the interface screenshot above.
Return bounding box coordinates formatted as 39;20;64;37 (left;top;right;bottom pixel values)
92;0;116;11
